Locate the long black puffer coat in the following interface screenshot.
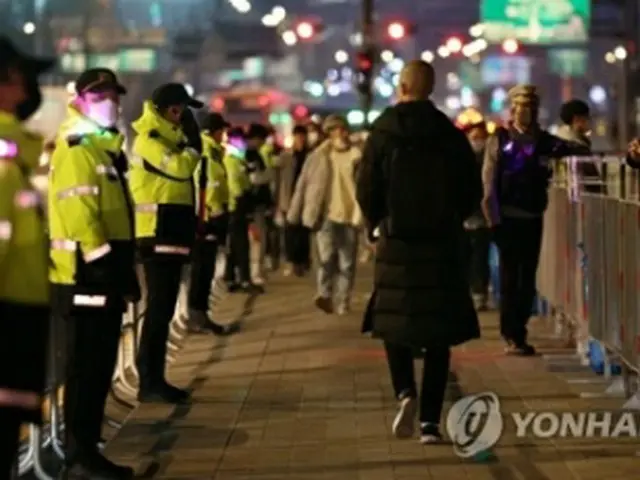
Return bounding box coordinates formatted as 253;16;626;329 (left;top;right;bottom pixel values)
356;100;482;349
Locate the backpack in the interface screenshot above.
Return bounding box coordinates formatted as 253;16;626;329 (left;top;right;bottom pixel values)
382;136;456;240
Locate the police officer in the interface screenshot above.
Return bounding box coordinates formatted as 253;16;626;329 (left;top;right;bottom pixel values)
481;85;587;356
49;68;136;478
223;127;259;293
129;84;202;403
0;36;54;479
188;112;236;335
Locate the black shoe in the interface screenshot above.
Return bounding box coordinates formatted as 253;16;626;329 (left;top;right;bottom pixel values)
193;320;240;336
59;455;133;480
511;343;537;356
419;423;443;444
138;382;191;404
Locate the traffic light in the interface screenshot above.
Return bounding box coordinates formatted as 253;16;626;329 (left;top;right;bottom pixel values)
296;21;315;39
355;49;375;94
502;38;519;54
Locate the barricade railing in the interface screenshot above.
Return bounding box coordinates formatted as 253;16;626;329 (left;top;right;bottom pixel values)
17;263;196;479
537;153;640;408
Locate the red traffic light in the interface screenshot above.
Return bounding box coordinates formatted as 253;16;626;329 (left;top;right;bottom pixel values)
356;51;373;72
387;22;406;40
296;21;315;40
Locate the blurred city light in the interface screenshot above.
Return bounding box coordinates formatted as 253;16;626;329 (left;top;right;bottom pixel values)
23;22;36;35
350;32;363;47
502;38;519;54
380;49;394;63
282;30;297;46
445;37;463;53
421;50;434;63
589;85;606;104
262;7;286;27
378;82;394;98
605;52;616;64
387;22;406;40
327;84;341;97
184;83;194;97
388;57;404;73
437;46;450;58
469;23;484;38
334;50;349;64
296;21;315;40
614;45;627;60
445;95;461;110
228;0;251;14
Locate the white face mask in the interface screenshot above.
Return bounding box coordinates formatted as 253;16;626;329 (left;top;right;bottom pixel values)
85;99;119;128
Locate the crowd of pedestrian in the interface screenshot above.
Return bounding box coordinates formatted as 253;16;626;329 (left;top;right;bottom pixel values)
0;33;628;479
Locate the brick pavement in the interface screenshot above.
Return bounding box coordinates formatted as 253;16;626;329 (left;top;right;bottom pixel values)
106;266;639;479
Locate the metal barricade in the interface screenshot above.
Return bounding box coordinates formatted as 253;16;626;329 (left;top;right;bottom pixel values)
538;154;640;407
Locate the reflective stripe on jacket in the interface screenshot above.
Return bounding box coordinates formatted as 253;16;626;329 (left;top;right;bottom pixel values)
48;106;134;286
0;111;49;305
129;101;198;252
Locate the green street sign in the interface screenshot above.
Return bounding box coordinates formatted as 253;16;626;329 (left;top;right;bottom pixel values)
548;48;587;77
480;0;590;44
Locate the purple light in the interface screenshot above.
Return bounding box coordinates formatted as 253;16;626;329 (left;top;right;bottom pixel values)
503;141;514;153
0;139;18;158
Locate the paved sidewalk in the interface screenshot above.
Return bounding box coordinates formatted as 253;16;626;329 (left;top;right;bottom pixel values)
106;266;639;479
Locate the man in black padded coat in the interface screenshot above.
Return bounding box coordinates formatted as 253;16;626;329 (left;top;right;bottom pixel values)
356;60;482;445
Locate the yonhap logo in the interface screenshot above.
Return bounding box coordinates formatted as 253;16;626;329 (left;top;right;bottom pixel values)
446;392;503;458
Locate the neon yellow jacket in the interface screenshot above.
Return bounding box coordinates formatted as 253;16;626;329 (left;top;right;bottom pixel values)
0;112;49;305
260;143;277;169
223;144;251;213
129;101;199;252
196;134;228;220
48;107;134;287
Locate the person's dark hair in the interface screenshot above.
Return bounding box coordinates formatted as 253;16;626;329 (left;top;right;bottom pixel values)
246;123;269;140
293;125;307;136
560;99;590;125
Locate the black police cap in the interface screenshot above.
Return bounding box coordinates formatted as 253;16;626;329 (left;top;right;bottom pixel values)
0;36;55;75
75;68;126;95
151;83;204;110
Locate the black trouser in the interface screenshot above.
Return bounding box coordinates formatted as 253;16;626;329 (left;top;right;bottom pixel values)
63;305;122;463
495;216;543;345
284;223;311;268
0;409;20;479
265;216;281;268
224;212;251;284
384;342;451;424
137;257;183;390
467;228;491;297
188;240;218;313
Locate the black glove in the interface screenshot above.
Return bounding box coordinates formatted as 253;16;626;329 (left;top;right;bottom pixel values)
181;108;203;154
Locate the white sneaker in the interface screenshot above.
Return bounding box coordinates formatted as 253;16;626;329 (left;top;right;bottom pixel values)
336;304;350;316
392;396;417;439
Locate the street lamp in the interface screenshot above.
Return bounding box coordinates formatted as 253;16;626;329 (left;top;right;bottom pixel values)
421;50;434;63
437;45;450;58
380;49;394;63
282;30;297;46
614;45;627;61
23;22;36;35
335;50;349;64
